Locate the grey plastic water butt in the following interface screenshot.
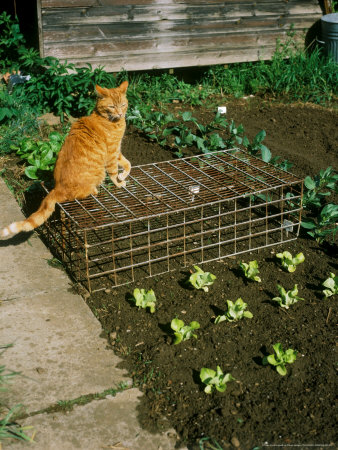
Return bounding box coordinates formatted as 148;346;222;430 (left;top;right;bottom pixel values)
320;13;338;62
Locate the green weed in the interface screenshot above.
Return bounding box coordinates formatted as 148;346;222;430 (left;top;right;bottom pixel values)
0;345;34;443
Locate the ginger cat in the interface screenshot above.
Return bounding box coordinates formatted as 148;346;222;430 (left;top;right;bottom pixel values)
1;81;131;237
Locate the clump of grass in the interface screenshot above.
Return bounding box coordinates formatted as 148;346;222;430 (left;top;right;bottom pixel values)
203;29;337;104
0;88;40;155
0;345;34;444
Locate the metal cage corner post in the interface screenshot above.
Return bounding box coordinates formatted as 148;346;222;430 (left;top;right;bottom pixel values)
42;149;303;292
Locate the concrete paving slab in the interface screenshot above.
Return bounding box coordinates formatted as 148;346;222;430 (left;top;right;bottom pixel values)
0;179;72;298
5;389;180;450
0;177;182;449
0;290;128;412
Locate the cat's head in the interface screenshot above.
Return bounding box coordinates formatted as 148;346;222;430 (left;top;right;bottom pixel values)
95;81;128;122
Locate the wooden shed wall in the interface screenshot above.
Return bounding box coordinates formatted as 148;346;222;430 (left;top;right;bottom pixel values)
37;0;322;72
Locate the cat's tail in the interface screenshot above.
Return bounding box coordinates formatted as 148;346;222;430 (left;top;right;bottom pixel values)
1;189;63;237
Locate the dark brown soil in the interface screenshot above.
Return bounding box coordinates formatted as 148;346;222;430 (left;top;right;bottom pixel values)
2;98;337;449
85;99;337;449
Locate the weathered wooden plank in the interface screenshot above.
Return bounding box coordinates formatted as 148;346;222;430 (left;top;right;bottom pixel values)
42;15;317;44
42;45;281;72
41;2;321;27
42;29;310;60
41;6;254;26
41;0;283;8
41;0;320;7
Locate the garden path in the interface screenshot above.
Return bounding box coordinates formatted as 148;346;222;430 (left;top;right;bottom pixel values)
0;178;179;449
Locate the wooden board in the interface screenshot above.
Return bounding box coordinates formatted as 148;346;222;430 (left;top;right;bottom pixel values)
38;0;323;71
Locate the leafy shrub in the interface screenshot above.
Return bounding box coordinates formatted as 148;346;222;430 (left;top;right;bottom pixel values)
0;12;26;71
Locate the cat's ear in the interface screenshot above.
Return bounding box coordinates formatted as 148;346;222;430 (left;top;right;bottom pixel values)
118;81;128;93
95;85;107;98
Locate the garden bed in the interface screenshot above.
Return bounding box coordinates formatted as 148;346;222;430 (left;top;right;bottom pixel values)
2;98;337;449
84;99;337;449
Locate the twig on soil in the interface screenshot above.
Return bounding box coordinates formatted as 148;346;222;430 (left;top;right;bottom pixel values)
326;307;332;325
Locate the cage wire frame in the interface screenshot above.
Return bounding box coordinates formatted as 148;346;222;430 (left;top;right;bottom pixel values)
41;149;303;292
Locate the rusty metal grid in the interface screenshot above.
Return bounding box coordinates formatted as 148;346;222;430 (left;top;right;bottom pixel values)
42;149;303;292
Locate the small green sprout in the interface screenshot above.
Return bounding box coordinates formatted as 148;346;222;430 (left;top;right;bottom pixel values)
200;366;235;394
239;260;261;282
132;288;157;313
188;265;216;292
215;298;253;323
263;343;297;376
276;250;305;272
170;318;200;344
322;273;338;298
272;284;304;309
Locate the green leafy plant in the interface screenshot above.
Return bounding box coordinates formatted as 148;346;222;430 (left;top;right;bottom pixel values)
214;298;253;323
13;131;65;180
301;203;338;243
188;265;216;292
243;129;272;162
200;366;235;394
170;318;200;344
263;343;297;376
322;273;338;298
239;260;261;282
128;106;177;146
276;251;305;272
131;288;157;313
272;284;304;309
303;167;337;211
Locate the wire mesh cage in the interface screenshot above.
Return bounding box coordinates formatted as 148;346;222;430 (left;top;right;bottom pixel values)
41;149;303;292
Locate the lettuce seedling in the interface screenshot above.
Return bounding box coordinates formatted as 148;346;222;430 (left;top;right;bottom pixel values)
322;273;338;298
263;343;297;376
200;366;235;394
215;298;253;323
170;318;200;344
132;288;156;313
272;284;304;309
239;260;261;282
188;265;216;292
276;251;305;272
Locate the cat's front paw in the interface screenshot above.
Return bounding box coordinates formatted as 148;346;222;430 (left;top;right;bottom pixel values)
117;180;126;188
118;171;130;182
111;175;126;188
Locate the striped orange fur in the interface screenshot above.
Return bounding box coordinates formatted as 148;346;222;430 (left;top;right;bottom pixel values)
1;81;131;238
